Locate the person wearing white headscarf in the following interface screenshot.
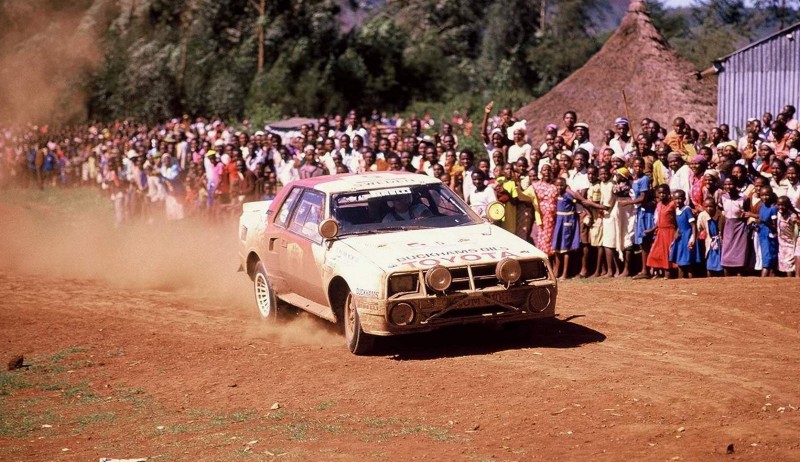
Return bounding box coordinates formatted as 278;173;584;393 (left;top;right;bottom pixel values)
507;120;531;164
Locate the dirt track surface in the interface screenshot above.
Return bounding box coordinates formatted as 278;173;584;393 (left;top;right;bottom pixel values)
1;190;799;461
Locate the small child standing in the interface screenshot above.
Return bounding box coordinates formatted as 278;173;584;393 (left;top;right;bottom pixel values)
551;178;581;279
586;166;605;277
669;190;701;278
776;196;799;277
697;197;724;275
750;186;779;277
646;184;677;279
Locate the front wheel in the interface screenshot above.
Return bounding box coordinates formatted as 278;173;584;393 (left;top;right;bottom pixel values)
253;261;278;321
344;292;375;355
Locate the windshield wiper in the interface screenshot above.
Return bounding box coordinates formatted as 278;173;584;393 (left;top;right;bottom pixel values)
340;225;430;236
377;224;432;231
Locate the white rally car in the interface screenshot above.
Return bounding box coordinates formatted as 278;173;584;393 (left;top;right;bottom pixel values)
238;172;557;354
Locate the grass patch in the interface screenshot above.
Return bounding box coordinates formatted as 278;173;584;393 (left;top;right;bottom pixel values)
212;409;257;427
76;411;116;426
0;407;60;438
314;400;336;411
0;371;31;396
167;424;191;434
49;346;88;364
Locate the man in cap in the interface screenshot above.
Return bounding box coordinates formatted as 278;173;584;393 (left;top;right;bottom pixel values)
609;117;634;158
573;123;594;155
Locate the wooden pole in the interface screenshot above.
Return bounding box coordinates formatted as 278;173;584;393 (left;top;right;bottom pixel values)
622;90;636;141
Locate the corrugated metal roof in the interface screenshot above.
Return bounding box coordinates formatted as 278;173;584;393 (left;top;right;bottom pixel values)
715;22;800;135
716;21;800;63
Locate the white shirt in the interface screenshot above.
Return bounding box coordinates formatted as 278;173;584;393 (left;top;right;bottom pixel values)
277;158;299;186
507;143;531;163
574;140;595;155
609;137;634;157
468;187;497;218
669;164;692;200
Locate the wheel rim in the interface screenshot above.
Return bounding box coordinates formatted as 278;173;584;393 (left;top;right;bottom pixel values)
255;273;272;318
344;294;356;341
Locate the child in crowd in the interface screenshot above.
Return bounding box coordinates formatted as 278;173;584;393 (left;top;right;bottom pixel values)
620;157;655;279
696;197;724;275
551;178;581;279
748;176;768;271
585;166;604;277
646;184;676;279
776;196;799;276
669;190;700;278
598;165;618;277
749;186;779;276
468;169;496;218
721;177;750;276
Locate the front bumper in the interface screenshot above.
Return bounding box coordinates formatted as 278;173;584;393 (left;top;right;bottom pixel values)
355;280;557;336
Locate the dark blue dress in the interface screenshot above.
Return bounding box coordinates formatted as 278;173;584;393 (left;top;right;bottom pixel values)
632;176;655;245
669;206;701;266
758;204;778;269
706;217;722;272
551;193;581;253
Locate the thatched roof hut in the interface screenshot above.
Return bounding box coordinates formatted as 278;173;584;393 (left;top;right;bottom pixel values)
515;0;717;144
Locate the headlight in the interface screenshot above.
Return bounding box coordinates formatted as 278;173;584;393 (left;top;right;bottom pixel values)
527;288;551;312
389;302;415;326
424;265;452;292
388;274;417;295
495;258;522;284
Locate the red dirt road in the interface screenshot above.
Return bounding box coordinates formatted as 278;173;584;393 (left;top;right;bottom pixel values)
1;191;799;461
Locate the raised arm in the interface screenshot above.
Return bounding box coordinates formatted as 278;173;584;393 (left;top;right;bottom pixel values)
480;101;494;144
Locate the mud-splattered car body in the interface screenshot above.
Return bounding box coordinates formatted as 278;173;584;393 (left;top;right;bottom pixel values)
238;172;557;353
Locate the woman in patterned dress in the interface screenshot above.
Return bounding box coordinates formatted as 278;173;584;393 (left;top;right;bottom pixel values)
520;164;557;256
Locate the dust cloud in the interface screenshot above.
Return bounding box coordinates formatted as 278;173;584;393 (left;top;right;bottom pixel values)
0;0;109;125
0;193;341;347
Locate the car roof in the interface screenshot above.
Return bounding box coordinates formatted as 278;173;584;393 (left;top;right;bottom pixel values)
292;171;441;194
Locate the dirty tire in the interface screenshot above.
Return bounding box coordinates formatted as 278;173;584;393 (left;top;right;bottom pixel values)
253;261;278;321
344;292;375;355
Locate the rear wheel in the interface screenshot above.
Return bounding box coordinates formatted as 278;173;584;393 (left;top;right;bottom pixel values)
253;261;278;321
344;292;375;355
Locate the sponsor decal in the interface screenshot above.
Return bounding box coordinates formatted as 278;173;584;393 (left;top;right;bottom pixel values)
354;298;383;314
395;247;519;269
354;287;379;297
335;187;412;206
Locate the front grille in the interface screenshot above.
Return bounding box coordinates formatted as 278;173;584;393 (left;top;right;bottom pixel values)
388;259;548;297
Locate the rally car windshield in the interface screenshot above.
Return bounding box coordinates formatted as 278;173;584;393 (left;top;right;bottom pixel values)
331;183;483;236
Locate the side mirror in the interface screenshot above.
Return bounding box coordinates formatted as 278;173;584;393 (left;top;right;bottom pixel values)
486;201;505;222
319;218;340;239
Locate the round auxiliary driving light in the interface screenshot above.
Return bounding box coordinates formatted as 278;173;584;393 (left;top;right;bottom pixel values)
495;258;522;284
389;302;415;326
424;265;452;292
527;287;551;313
487;201;506;222
318;218;340;239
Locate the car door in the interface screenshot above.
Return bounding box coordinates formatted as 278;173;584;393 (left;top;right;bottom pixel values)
265;186;303;292
281;188;328;306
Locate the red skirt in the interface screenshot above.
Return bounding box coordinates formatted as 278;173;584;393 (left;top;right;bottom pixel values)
647;226;677;269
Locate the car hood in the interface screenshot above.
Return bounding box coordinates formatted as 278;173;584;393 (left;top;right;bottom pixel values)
337;223;546;273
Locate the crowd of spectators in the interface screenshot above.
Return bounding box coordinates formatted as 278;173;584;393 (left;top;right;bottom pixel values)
1;102;798;279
